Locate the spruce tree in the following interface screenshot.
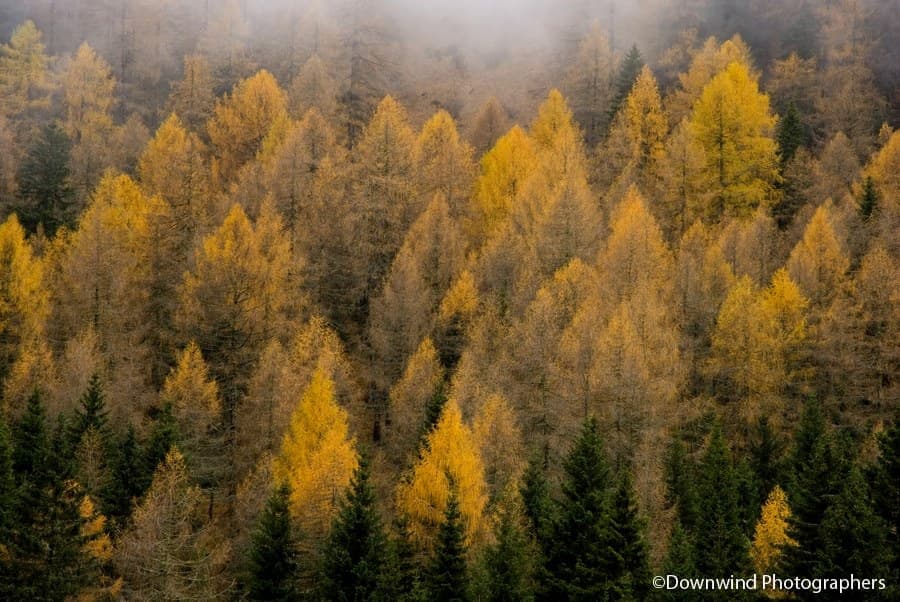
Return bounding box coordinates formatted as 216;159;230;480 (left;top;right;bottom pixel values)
608;45;644;122
664;436;700;533
15;123;74;235
482;496;536;602
816;468;893;601
419;380;448;446
69;374;109;444
662;520;696;602
693;426;749;579
425;490;469;602
749;416;785;507
776;103;807;164
319;456;387;601
859;176;879;221
246;483;300;601
606;472;651;600
143;402;178;484
102;425;145;521
543;416;614;600
520;453;553;551
0;414;15;540
869;421;899;578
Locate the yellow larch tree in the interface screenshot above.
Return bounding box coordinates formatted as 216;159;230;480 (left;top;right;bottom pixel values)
178;203;292;437
470;125;537;244
0;214;48;379
272;367;357;542
288;55;339;123
368;193;464;387
396;399;489;551
434;269;480;367
0;20;51;126
688;62;779;220
659;119;707;238
472;393;525;499
387;337;445;466
415;110;476;219
562;23;613;146
160;342;223;485
138;113;211;245
612;65;667;176
667;34;755;126
165;54;216;134
751;485;797;578
760;269;810;395
469;96;510;156
207;69;288;177
786;204;850;308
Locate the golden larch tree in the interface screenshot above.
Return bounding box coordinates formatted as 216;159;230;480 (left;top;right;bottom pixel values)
415;110;476;219
786;204;849;308
751;485;797;578
396;399;489;551
272;367;357;543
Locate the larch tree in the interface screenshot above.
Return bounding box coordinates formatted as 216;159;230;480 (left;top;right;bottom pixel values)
61;43;116;202
115;448;230;600
272;367;357;546
786;204;849;308
0;20;51;132
165;54;216;134
160;342;223;487
562;23;613;146
659;119;707;238
666;35;755;127
687;61;779;220
207;69;288;178
395;399;489;552
472;394;526;499
415;110;476;220
386;337;445;467
750;485;797;577
619;65;668;176
0;214;48;382
288;54;339;123
469;125;537;245
367;193;464;388
347;95;417;328
469;96;510;156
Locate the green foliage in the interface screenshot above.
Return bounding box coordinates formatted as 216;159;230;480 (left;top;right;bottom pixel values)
748;416;786;508
246;483;300;602
481;498;536;602
661;520;696;602
68;373;109;446
859;176;879;220
520;453;553;551
15;123;74;235
425;490;469;602
143;402;178;480
102;424;145;522
319;456;388;601
609;45;644;122
776;103;808;164
664;436;700;533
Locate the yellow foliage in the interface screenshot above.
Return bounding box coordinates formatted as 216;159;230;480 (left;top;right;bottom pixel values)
272;367;357;540
62;43;115;140
162;341;221;421
688;62;779;219
0;20;51;117
79;495;113;562
472;394;525;496
864;130;900;197
416;110;475;215
751;486;797;581
387;337;444;464
207;69;288;176
439;270;479;323
531;89;578;151
621;65;667;171
0;213;48;359
396;399;488;551
786;204;849;306
471;125;537;241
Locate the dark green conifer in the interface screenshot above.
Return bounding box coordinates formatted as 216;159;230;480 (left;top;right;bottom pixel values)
102;424;145;521
482;495;536;602
425;490;469;602
608;45;644;122
319;456;388;601
246;483;300;601
776;103;808;164
859;176;879;220
15;123;74;235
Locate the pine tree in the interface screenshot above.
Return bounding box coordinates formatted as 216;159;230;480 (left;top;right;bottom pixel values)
520;454;553;552
606;472;651;600
661;520;696;602
694;426;749;578
608;45;644;122
859;176;878;221
425;490;469;602
246;483;300;602
319;456;387;601
776;103;807;164
15;123;74;234
664;436;700;533
544;416;614;600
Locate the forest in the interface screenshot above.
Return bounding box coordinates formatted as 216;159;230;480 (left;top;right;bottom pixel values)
0;0;897;600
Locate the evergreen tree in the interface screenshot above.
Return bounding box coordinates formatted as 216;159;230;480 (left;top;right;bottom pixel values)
859;176;879;221
420;379;448;445
102;425;145;522
425;490;469;602
12;389;49;481
15;123;74;235
749;416;786;508
664;436;700;533
783;399;846;580
482;495;536;602
661;520;696;602
606;472;651;600
543;416;614;600
608;45;644;123
0;414;14;540
694;427;749;579
816;468;892;601
869;421;899;574
776;103;807;164
246;483;300;602
520;454;553;550
319;456;388;601
68;374;109;445
143;402;178;484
